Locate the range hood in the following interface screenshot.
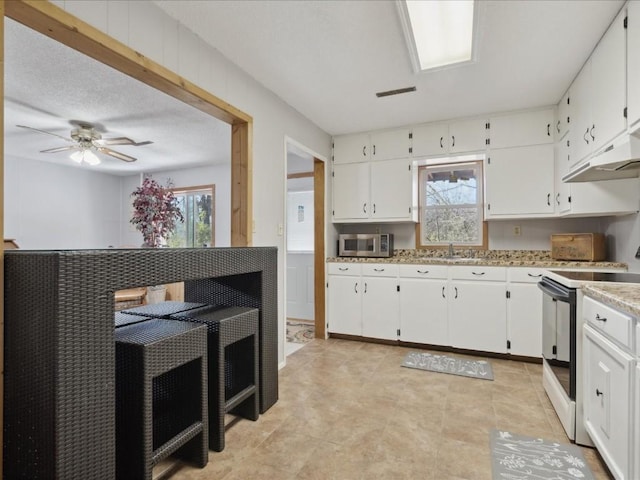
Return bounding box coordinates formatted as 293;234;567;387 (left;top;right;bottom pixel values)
563;133;640;182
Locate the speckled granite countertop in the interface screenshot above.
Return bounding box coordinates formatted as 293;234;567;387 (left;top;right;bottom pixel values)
583;284;640;317
327;249;627;269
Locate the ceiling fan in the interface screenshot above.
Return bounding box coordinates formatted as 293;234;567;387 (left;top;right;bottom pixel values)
16;122;153;165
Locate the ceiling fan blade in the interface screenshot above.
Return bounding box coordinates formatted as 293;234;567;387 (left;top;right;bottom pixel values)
97;147;137;163
17;125;73;142
40;146;79;154
94;137;154;147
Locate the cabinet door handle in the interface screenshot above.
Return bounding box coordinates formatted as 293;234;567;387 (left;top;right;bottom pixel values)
440;137;444;148
442;286;446;298
527;273;542;278
373;203;376;214
590;124;595;141
555;193;560;205
363;203;367;214
547;193;551;206
451;135;455;147
354;282;358;294
595;314;607;322
373;144;376;156
547;123;550;136
471;272;485;276
454;287;458;299
338;267;349;271
374;268;385;272
364;282;367;293
417;270;429;274
556;120;560;133
583;128;589;144
362;146;366;156
596;389;603;397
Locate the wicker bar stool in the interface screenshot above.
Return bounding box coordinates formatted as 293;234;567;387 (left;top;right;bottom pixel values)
115;319;208;479
170;305;259;452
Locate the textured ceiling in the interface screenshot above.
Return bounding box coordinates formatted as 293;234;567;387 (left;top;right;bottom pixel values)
154;0;625;135
4;18;230;176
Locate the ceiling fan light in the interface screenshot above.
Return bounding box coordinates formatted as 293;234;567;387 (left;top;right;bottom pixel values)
70;150;84;164
70;149;100;166
83;150;101;166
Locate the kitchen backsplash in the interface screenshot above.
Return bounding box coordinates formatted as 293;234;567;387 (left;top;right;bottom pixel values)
336;217;606;251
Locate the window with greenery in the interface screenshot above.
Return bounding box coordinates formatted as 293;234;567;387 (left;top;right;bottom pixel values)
166;185;215;248
418;161;485;247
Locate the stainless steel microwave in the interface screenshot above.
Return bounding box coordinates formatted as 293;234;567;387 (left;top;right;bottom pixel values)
338;233;394;258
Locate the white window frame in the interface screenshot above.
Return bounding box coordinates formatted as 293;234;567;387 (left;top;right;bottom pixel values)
417;159;485;248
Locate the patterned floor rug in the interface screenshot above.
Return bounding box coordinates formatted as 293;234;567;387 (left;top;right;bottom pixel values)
401;351;494;380
286;320;315;344
490;430;595;480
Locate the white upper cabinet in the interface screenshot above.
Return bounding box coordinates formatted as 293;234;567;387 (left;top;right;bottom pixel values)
554;137;572;214
370;129;411;161
333;133;371;164
628;2;640;128
411;118;487;157
332;162;370;220
332;159;415;222
333;129;410;164
570;9;627;166
569;62;592;166
485;144;555;217
411;123;449;157
590;8;627;152
370;160;414;220
449;117;488;154
489;109;555;149
556;90;571;140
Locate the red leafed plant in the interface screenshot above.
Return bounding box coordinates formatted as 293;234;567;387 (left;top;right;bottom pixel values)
130;177;184;248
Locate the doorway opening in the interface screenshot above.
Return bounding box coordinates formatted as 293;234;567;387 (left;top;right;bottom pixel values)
285;140;325;356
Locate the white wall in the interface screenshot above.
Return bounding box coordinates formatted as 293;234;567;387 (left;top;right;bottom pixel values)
487;217;606;250
336;217;606;252
604;213;640;272
57;0;333;365
4;155;122;249
286;190;314;252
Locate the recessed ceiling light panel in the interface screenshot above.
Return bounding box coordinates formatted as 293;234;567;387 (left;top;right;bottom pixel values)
397;0;476;73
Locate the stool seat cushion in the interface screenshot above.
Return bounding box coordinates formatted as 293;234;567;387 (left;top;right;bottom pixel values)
115;312;150;328
120;301;207;319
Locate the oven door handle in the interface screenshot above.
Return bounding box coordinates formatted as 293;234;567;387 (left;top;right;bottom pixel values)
537;282;571;302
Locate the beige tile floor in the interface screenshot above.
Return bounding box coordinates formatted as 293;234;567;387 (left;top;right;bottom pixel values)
170;338;613;480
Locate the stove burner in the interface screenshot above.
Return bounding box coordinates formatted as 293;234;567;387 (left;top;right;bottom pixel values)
549;270;640;283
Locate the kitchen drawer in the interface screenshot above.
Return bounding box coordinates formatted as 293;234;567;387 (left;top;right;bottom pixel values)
328;263;362;276
361;263;398;277
399;264;448;279
508;267;546;283
450;266;506;282
584;295;634;350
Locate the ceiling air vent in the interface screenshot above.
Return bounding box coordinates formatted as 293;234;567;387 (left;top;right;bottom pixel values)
375;86;416;98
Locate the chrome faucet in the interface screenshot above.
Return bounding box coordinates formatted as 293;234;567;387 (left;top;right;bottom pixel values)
448;243;454;258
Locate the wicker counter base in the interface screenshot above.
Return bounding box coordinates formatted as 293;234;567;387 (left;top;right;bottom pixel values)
4;247;277;479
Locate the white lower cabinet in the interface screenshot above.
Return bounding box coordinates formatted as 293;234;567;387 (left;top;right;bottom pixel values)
327;265;362;336
398;265;448;346
583;324;634;480
327;263;399;340
328;263;544;358
507;268;544;358
361;276;399;340
449;267;508;354
635;363;640;480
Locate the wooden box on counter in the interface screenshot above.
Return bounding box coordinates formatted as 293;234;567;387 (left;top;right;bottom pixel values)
551;233;606;261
